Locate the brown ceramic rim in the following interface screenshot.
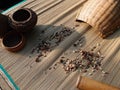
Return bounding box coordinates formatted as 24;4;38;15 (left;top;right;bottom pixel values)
2;31;26;52
8;8;37;32
10;8;32;24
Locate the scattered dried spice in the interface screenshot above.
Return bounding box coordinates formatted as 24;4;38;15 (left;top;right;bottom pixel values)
54;63;57;66
49;67;52;70
60;49;107;75
73;38;83;48
48;62;60;71
91;46;96;51
53;67;56;69
35;57;40;62
37;41;51;51
30;25;74;62
50;25;73;44
31;48;36;54
91;43;101;52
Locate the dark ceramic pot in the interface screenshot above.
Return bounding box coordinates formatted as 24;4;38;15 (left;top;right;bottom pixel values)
8;8;37;32
2;31;25;52
0;14;9;38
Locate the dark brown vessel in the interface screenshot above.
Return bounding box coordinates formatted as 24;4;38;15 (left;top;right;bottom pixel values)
2;31;25;52
0;14;9;38
8;8;37;32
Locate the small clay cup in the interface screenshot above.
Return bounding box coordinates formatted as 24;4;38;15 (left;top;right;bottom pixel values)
0;14;9;38
2;31;25;52
8;8;37;32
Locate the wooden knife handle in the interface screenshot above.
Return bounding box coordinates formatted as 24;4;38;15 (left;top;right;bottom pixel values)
77;76;120;90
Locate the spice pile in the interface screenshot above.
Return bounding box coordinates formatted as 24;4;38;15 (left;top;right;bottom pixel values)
59;49;108;76
30;25;74;62
49;25;73;44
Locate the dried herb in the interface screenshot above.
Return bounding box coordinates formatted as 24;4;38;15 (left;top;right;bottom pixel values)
30;25;74;62
60;49;107;75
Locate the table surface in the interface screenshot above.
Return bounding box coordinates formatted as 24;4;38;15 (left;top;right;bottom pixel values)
0;0;120;90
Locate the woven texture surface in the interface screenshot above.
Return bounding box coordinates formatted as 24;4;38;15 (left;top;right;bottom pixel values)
0;0;120;90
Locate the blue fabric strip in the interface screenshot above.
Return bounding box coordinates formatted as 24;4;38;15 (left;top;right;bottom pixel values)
0;64;20;90
2;0;26;14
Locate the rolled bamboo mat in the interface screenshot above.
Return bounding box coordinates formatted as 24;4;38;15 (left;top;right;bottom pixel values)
76;0;120;38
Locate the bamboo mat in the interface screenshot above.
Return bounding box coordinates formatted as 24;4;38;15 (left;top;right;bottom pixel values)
0;0;120;90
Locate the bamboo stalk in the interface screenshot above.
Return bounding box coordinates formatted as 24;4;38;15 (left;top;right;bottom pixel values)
77;76;120;90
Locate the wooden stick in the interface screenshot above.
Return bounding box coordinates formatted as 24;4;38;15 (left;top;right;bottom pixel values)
77;76;120;90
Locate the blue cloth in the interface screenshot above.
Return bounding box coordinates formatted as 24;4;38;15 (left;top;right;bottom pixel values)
0;64;20;90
